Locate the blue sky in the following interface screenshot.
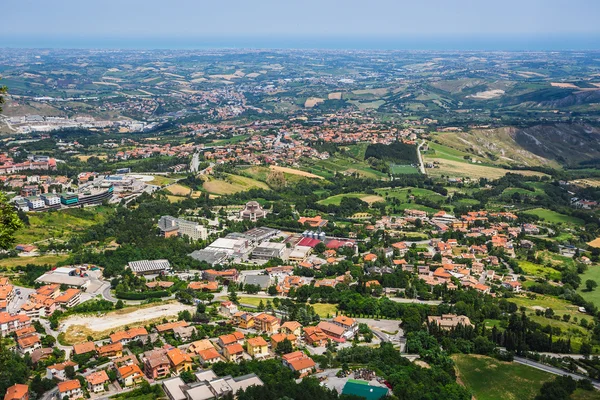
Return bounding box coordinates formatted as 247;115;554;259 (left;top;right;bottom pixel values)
2;0;599;48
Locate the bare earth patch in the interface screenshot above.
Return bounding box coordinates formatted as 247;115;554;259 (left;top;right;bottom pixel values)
269;165;324;179
304;97;325;108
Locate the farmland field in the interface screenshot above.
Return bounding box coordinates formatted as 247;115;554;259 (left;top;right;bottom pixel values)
453;354;553;400
523;208;584;226
0;254;69;269
318;193;385;206
389;163;419;175
238;297;336;317
165;183;192;196
203;174;270;195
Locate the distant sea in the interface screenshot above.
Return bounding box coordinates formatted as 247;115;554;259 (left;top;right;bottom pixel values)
2;34;599;51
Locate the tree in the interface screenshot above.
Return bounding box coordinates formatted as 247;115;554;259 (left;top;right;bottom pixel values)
180;370;196;383
228;288;239;304
0;192;23;250
115;300;125;309
0;81;6;113
585;280;597;292
268;285;278;296
276;338;294;355
65;365;76;379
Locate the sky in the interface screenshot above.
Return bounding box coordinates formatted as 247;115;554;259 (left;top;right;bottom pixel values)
2;0;600;49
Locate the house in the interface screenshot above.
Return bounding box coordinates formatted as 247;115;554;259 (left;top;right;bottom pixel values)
46;361;78;381
197;348;222;365
167;348;193;374
254;313;280;334
97;342;123;358
232;312;255;329
271;333;297;349
31;348;53;365
218;331;245;348
303;326;329;347
317;321;346;342
17;333;41;355
280;321;302;337
54;289;81;309
219;301;239;316
223;343;245;363
188;339;215;356
173;325;196;342
155;320;189;334
56;380;82;400
332;315;358;339
143;349;171;380
110;327;148;344
282;351;316;377
73;341;96;356
118;364;144;387
503;281;523;293
86;370;109;393
0;312;31;336
298;216;328;228
428;314;474;330
246;337;269;359
4;384;29;400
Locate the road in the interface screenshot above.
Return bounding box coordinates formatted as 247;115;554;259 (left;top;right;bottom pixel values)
416;140;426;175
514;356;600;389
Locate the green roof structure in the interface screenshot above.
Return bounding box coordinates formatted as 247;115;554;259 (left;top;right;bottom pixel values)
341;379;388;400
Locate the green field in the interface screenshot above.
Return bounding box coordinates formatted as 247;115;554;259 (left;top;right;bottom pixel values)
14;206;114;244
523;208;584;226
203;174;270;195
518;260;562;280
307;156;388;180
509;294;586;318
389;163;420;175
318;193;384;206
453;354;554;400
0;254;69;269
577;266;600;308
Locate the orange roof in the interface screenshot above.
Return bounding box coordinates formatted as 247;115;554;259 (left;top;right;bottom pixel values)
73;341;96;355
118;364;142;379
363;253;377;262
167;348;192;366
224;343;244;354
86;370;109;386
110;327;148;343
219;331;245;345
255;313;279;324
156;320;188;333
271;333;296;343
98;342;123;354
281;321;302;332
333;315;356;327
198;348;221;361
4;384;28;400
58;380;81;393
247;337;268;347
54;288;80;303
393;259;407;265
289;356;316;372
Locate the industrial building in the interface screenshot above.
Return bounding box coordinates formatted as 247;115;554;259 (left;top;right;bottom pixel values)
158;216;208;241
127;260;171;276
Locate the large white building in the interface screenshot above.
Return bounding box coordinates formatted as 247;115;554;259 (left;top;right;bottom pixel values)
158;216;208;241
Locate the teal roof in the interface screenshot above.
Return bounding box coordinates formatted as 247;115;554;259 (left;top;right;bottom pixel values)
342;380;388;400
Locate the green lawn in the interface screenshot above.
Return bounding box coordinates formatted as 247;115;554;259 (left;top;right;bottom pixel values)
453;354;554;400
523;208;584;226
508;294;586;317
577;266;600;308
389;163;420;175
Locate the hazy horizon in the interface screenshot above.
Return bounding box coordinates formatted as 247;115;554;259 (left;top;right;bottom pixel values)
2;33;600;52
2;0;600;51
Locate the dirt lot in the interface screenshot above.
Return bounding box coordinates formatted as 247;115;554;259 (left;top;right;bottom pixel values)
60;303;194;343
328;92;342;100
166;184;192;196
304;97;324;108
269;165;324;179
